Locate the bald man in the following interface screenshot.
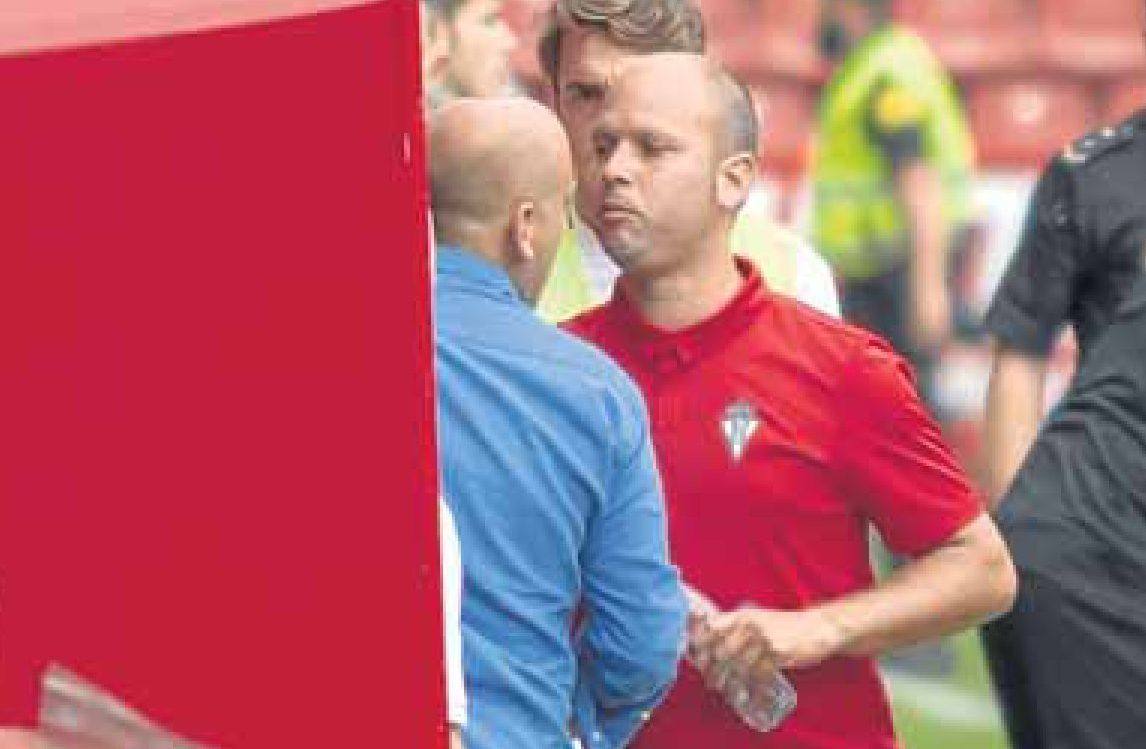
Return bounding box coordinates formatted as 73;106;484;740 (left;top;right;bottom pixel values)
566;54;1014;748
430;98;686;749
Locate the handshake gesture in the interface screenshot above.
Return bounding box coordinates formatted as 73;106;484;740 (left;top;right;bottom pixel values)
684;586;844;732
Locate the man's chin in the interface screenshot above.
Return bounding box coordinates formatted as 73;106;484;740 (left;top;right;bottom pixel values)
600;240;649;273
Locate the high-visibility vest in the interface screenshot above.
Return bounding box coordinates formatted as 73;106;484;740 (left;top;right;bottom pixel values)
731;199;799;296
812;24;973;281
536;229;594;323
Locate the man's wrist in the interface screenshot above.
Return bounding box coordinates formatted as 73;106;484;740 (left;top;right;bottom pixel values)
810;605;852;661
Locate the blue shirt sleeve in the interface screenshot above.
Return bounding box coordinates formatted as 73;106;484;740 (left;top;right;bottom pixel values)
573;380;686;747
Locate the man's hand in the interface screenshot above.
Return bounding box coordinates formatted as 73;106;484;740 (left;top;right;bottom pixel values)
692;607;844;690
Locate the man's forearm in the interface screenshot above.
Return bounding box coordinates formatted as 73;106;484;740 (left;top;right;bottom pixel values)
984;344;1047;506
897;162;949;348
815;515;1016;658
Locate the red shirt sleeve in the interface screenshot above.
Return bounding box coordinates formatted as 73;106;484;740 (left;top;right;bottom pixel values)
836;337;983;556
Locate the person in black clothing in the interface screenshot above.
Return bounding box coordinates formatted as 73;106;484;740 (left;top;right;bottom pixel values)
981;111;1146;749
984;113;1146;501
985;276;1146;749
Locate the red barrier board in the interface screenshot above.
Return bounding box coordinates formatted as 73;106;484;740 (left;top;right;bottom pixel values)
0;2;445;747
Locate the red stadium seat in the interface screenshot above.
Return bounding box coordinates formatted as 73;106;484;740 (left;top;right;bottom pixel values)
743;75;815;177
892;0;1035;77
1102;77;1146;123
968;77;1098;168
710;0;824;81
701;0;756;36
1036;0;1146;76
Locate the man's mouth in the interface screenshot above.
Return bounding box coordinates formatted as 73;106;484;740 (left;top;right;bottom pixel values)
600;200;641;222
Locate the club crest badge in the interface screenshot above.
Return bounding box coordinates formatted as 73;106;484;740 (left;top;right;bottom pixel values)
720;400;760;463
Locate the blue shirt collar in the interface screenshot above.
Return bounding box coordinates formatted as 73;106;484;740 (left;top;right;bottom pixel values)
435;245;522;305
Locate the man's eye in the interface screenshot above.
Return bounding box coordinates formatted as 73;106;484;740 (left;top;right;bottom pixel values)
566;83;601;103
592;133;616;155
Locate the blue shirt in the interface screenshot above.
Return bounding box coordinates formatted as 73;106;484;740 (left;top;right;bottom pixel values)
434;246;686;749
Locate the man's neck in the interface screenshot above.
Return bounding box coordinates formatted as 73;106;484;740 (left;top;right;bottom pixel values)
435;226;504;267
620;245;742;332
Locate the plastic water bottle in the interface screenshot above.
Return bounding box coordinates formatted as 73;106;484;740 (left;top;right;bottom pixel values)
684;586;798;733
723;668;798;732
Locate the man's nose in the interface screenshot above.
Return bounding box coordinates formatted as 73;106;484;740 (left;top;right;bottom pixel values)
601;141;637;185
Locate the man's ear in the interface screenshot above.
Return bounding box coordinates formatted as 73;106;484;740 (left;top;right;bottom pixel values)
716;152;757;213
509;200;538;264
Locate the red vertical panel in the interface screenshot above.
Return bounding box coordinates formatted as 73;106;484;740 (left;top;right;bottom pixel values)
0;3;444;747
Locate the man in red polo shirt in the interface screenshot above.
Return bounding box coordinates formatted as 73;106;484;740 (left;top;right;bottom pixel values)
565;53;1016;748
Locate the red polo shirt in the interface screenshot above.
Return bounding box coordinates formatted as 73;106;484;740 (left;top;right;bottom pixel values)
565;259;981;749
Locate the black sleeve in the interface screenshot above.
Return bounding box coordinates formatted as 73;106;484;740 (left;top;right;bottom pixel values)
984;160;1088;356
865;82;925;171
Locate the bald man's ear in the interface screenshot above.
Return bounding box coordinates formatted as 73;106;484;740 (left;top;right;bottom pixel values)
716;152;757;214
509;200;539;264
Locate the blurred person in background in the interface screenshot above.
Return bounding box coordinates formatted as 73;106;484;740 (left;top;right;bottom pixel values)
420;0;594;322
566;52;1015;749
983;109;1146;748
421;0;517;106
431;97;686;749
812;0;975;409
986;276;1146;749
539;0;841;318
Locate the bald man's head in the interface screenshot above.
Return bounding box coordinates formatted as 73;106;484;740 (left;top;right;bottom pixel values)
429;98;574;304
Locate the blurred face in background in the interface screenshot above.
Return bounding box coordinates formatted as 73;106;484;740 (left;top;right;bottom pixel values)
436;0;518;98
579;56;724;277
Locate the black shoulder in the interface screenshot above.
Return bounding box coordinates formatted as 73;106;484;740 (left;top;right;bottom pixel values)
1058;111;1145;169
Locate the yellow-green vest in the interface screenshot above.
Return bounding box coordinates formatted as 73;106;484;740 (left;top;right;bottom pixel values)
812;24;974;281
537;228;594;323
731;201;799;296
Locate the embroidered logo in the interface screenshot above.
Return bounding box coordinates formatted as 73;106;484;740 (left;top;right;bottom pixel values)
720;400;760;463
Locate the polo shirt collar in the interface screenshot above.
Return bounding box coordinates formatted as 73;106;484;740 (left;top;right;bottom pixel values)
608;257;769;374
435;245;522;305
